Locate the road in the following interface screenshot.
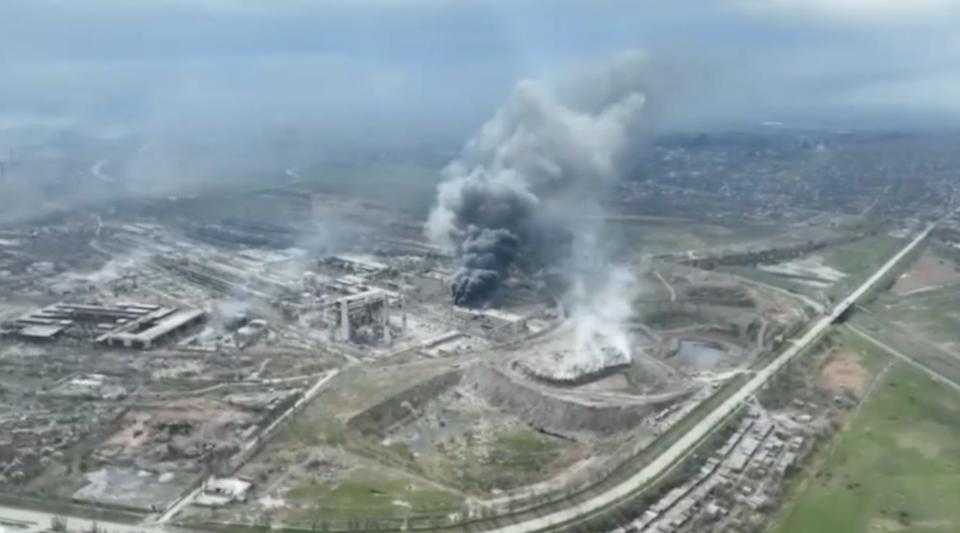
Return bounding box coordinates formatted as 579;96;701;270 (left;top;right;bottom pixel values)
654;270;676;302
491;222;935;532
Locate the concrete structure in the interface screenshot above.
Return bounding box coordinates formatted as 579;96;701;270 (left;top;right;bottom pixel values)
453;306;527;337
235;319;268;350
98;308;205;349
12;302;162;339
326;289;405;344
7;301;204;349
195;476;254;507
321;254;392;278
14;323;67;340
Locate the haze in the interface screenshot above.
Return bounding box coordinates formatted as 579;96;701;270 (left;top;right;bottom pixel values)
3;0;959;143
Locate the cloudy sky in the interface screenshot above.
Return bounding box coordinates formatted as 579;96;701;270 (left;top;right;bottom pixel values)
2;0;959;145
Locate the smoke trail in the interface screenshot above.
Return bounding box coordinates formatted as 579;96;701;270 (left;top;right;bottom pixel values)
426;52;651;307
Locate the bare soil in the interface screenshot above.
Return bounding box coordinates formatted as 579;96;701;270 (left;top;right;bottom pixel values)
819;349;870;396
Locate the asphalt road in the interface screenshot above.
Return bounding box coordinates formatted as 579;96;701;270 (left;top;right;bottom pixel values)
490;222;935;533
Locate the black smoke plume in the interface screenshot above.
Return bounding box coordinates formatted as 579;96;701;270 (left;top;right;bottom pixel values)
451;226;520;306
427;52;651;307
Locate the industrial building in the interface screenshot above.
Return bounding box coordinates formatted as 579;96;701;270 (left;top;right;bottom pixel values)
3;301;205;349
98;308;206;349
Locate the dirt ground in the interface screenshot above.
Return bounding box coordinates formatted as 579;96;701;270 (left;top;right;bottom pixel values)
819;349;870;396
892;249;960;295
100;398;252;458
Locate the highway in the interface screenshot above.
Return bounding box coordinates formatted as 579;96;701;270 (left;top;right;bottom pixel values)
492;222;936;532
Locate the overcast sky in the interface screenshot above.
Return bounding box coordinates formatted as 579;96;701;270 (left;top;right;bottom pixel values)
2;0;959;146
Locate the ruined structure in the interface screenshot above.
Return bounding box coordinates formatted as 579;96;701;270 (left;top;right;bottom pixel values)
6;301;205;349
326;289;405;345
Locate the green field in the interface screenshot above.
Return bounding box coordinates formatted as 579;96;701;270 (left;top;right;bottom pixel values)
867;285;960;349
777;362;960;533
486;429;564;473
287;469;463;520
848;311;960;390
820;234;905;292
411;424;576;494
721;264;824;301
715;234;907;305
830;328;894;375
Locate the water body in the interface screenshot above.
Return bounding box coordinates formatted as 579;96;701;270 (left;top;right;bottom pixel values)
674;340;727;370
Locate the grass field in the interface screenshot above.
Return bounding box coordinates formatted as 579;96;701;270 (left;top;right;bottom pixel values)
876;294;960;348
828;328;894;375
863;245;960;349
730;234;909;303
847;310;960;390
715;234;907;305
486;429;565;474
820;234;905;293
286;468;463;520
721;264;824;301
412;423;577;494
776;361;960;533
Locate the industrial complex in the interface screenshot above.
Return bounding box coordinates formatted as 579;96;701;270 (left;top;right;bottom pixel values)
1;101;959;533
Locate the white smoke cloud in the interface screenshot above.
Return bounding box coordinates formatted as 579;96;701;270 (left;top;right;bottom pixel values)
63;251;149;285
426;51;650;307
426;51;651;367
568;266;640;367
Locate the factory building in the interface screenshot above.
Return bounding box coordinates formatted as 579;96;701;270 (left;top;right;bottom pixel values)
5;301;205;350
98;308;206;350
